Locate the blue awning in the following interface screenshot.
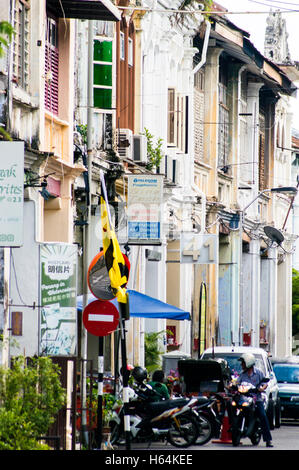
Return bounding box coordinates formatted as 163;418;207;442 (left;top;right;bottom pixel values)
77;289;190;321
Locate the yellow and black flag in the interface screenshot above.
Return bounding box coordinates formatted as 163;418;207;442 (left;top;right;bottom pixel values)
100;171;129;305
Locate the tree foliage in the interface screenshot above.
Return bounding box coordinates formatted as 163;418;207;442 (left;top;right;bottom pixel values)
0;21;14;58
0;356;66;450
144;331;166;372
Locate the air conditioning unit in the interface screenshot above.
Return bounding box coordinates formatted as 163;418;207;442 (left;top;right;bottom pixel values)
133;134;148;164
116;128;133;159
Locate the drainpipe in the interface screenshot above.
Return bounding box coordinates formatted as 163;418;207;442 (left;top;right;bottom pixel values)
192;20;211;76
190;19;210;232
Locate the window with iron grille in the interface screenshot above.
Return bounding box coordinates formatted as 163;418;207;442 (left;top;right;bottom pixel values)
218;55;230;168
45;16;59;115
259;113;266;191
12;0;30;91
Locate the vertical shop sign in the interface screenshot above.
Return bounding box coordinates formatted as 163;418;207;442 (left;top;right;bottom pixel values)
40;243;77;356
127;174;163;244
0;142;24;246
199;282;207;356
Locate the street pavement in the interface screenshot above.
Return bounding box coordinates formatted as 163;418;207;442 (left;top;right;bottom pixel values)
114;419;299;452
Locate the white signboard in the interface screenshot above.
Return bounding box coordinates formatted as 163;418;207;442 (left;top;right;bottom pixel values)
180;233;218;264
127;175;163;244
0;142;24;246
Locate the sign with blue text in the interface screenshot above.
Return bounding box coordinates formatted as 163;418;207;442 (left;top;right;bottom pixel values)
0;142;24;246
127;175;163;245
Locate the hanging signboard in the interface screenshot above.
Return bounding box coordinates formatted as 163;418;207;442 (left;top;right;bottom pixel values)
127;174;163;245
0;141;24;246
180;233;218;264
39;243;77;356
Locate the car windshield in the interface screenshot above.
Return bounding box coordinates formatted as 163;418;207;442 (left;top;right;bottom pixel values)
202;353;266;376
273;365;299;384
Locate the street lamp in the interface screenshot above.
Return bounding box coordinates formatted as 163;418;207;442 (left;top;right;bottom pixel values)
239;186;298;346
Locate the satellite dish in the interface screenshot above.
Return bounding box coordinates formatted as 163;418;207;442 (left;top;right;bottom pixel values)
264;226;284;245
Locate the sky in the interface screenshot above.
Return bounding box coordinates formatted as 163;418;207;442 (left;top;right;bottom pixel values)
216;0;299;125
215;0;299;60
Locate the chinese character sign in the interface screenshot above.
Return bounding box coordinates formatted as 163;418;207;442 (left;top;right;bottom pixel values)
0;142;24;246
40;243;77;356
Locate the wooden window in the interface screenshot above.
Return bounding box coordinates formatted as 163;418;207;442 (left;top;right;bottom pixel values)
168;88;175;145
93;39;113;109
218;55;230;168
167;89;187;151
11;311;23;336
12;0;30;90
45;16;59;115
120;31;125;60
128;37;133;66
259;114;266;191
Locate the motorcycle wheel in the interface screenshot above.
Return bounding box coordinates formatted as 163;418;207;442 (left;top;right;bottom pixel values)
231;416;242;447
250;428;261;446
195;413;213;445
167;415;199;448
110;421;125;445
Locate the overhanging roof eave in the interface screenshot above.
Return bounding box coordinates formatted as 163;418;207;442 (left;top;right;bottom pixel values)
47;0;121;21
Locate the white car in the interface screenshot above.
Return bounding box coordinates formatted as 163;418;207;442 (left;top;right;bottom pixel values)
200;346;281;429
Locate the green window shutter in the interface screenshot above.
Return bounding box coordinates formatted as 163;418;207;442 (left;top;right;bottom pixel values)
93;40;112;109
94;89;112;109
94;64;112;87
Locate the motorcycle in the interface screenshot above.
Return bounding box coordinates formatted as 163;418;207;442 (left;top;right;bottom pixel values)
110;381;200;448
190;392;226;444
228;377;269;447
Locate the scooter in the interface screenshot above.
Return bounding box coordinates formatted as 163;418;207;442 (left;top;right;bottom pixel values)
228;377;269;447
110;381;199;448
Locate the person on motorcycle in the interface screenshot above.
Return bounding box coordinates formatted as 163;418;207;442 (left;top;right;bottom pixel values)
148;370;170;402
236;353;273;448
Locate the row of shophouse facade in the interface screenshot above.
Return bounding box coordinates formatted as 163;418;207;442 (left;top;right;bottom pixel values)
0;0;299;380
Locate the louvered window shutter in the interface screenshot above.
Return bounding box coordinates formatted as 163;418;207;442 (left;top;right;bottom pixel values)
45;17;59;115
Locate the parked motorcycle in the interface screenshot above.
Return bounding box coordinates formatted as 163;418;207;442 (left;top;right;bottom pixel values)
110;381;199;448
191;392;226;444
228;377;269;447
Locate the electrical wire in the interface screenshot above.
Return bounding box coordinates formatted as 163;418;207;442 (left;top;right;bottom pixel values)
248;0;299;10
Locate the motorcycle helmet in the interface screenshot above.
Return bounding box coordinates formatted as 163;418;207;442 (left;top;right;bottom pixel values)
238;353;255;369
132;366;148;383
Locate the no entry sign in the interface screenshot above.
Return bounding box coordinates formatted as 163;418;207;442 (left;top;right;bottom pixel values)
83;300;119;337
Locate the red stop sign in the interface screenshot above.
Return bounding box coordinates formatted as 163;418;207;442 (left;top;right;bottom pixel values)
83;300;119;337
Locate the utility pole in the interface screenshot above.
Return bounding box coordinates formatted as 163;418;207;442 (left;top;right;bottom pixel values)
81;19;94;448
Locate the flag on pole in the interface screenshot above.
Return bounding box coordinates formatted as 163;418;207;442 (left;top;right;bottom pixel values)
100;171;128;304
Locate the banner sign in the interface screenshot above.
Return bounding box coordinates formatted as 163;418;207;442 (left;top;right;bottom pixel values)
127;174;163;244
0;142;24;246
40;243;77;356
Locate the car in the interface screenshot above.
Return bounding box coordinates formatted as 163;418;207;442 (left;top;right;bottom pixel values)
272;362;299;419
200;346;281;429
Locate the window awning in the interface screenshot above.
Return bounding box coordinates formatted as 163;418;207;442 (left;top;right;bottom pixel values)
77;289;191;321
47;0;121;22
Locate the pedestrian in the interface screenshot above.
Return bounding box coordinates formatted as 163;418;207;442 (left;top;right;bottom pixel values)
148;370;170;401
236;353;273;447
